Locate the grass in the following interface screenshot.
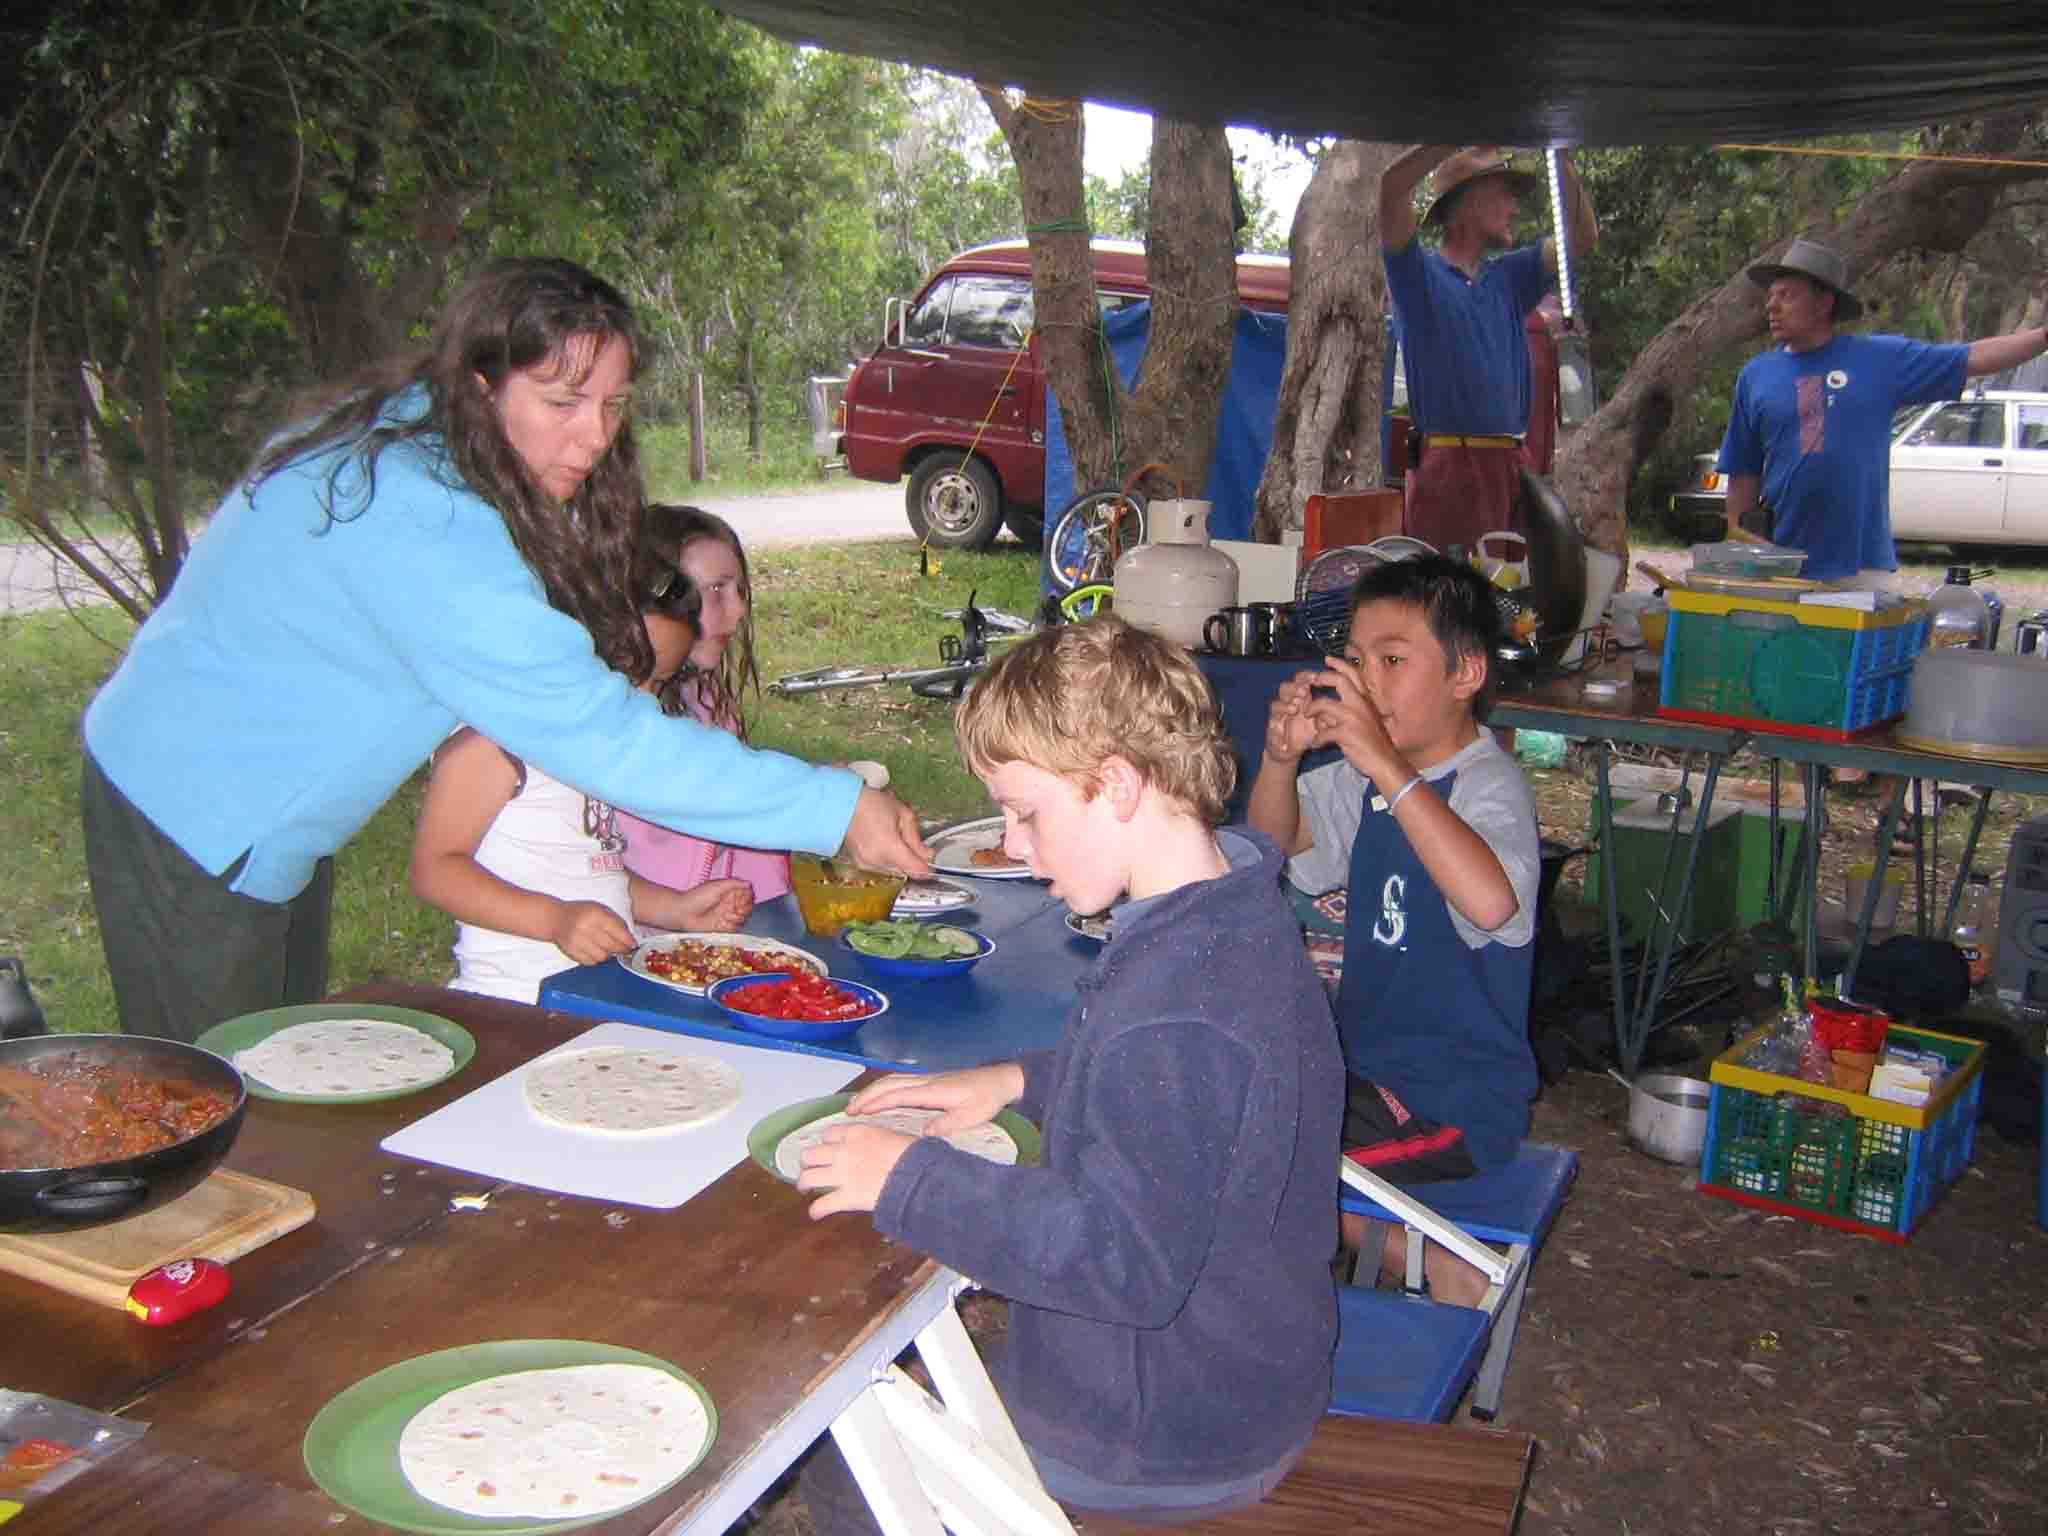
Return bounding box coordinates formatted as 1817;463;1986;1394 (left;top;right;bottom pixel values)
1;537;1044;1035
640;416;831;500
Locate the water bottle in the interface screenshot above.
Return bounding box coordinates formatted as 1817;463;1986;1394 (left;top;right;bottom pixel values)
1950;871;1993;989
1927;567;1992;650
0;957;47;1040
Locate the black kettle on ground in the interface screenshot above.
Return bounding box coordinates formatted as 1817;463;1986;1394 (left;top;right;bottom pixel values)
0;957;48;1039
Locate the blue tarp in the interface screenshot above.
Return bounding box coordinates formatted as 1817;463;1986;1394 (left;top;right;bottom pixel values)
1041;300;1288;553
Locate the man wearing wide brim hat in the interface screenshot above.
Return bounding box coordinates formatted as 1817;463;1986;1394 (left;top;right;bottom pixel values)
1717;235;2047;585
1379;146;1599;556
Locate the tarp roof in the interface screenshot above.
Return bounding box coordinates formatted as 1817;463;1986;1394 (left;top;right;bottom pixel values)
712;1;2048;145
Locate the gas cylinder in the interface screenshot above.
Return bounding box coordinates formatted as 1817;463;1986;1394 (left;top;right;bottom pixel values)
1113;499;1239;649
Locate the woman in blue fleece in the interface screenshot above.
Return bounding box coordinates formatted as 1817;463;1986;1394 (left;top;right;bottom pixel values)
796;617;1342;1528
80;258;928;1042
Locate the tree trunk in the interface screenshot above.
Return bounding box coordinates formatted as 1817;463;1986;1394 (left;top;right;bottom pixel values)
1556;113;2048;570
1254;141;1399;541
742;334;762;458
979;89;1238;506
1117;120;1239;501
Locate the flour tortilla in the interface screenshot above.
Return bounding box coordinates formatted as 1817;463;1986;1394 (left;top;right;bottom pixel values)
231;1018;455;1096
774;1107;1017;1181
398;1362;710;1520
523;1046;741;1136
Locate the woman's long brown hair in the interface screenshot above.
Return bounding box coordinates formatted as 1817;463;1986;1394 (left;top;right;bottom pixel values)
252;258;654;683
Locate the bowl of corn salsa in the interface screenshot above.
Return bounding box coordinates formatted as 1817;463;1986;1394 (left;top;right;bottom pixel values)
790;854;906;938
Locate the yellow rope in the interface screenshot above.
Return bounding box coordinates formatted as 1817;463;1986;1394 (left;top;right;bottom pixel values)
1716;142;2048;172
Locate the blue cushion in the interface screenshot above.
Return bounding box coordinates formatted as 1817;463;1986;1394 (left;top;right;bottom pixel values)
1328;1284;1491;1423
1341;1142;1577;1245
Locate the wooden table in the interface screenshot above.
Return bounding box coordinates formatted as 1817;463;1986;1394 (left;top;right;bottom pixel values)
11;985;1071;1536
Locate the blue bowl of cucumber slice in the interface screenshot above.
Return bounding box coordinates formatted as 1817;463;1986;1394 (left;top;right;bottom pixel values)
840;920;995;980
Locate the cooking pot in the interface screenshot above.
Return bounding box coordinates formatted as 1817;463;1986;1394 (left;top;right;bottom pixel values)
1619;1071;1711;1166
0;1033;247;1234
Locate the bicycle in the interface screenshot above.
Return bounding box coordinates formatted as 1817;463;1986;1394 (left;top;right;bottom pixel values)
768;584;1116;702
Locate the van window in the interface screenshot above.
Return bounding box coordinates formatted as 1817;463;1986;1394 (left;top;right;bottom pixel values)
1902;401;2003;449
946;275;1034;348
903;281;952;346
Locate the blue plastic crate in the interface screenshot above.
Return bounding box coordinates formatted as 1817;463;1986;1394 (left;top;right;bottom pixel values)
1659;595;1928;737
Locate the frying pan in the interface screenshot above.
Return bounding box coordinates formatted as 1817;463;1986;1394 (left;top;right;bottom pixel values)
0;1033;247;1234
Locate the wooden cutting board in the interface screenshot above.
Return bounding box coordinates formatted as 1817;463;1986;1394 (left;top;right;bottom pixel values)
0;1169;316;1308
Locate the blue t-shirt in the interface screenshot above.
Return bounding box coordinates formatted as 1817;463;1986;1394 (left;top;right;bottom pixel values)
1717;333;1967;580
1383;239;1549;437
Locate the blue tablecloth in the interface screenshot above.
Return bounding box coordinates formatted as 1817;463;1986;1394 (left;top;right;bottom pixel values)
537;878;1092;1072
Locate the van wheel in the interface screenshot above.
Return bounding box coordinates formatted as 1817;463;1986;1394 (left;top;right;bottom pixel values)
1003;503;1045;550
907;457;1002;549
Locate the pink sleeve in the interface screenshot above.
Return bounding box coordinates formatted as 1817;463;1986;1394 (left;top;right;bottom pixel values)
617;702;793;901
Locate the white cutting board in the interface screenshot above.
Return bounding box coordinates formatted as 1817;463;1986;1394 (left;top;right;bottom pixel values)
379;1022;860;1208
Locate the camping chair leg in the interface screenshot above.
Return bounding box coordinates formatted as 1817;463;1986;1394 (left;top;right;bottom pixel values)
1347;1219;1391;1288
1466;1246;1532;1421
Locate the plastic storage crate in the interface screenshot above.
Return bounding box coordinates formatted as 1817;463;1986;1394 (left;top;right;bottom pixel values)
1656;589;1928;740
1698;1023;1984;1242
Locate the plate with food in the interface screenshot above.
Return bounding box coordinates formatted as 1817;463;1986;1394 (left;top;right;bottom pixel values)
196;1003;475;1104
705;972;887;1043
842;920;993;980
926;816;1034;879
891;876;975;916
746;1093;1041;1186
1064;911;1113;943
302;1338;716;1535
619;933;827;997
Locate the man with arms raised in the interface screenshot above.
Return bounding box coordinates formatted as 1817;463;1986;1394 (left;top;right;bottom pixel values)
1380;145;1598;553
1719;236;2048;585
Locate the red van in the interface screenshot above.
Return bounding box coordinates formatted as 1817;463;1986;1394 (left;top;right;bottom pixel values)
829;239;1290;548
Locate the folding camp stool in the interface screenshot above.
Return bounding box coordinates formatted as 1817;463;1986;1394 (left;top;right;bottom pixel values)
1333;1143;1577;1422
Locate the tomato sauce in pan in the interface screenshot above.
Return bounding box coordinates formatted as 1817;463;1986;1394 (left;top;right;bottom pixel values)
0;1054;235;1170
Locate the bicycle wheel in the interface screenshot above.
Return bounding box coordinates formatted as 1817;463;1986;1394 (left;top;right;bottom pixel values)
1058;584;1114;621
1045;489;1146;595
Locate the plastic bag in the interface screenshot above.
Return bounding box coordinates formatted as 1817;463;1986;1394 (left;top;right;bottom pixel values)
0;1390;146;1523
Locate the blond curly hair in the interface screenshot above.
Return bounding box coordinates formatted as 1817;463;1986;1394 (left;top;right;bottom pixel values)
954;616;1235;826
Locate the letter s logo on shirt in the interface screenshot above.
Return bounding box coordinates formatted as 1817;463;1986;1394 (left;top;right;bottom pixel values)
1372;874;1407;949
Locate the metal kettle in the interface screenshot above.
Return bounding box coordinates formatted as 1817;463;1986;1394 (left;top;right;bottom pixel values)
0;957;48;1040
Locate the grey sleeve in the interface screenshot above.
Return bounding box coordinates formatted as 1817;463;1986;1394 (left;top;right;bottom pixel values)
1445;752;1541;951
1283;759;1372;895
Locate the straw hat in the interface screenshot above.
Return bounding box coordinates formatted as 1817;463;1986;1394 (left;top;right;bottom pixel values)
1746;237;1863;321
1424;149;1542;225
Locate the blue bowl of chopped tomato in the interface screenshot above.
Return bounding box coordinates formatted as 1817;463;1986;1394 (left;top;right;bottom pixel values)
705;972;889;1042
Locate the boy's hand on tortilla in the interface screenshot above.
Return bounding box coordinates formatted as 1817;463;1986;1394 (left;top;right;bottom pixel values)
848;1063;1022;1136
550;901;637;965
1305;656;1404;786
842;787;934;877
800;1124;912;1217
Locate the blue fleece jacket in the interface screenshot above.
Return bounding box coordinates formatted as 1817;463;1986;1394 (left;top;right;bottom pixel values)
873;829;1343;1488
83;399;858;901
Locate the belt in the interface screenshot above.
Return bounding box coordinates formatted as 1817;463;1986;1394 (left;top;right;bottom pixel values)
1422;434;1522;449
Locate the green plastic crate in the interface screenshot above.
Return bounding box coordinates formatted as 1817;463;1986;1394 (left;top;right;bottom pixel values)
1699;1024;1985;1242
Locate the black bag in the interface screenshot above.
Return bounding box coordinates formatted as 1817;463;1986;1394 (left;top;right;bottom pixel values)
1847;936;1970;1019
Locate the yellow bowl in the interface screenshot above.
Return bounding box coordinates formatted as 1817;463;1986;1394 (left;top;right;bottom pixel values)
790;855;906;938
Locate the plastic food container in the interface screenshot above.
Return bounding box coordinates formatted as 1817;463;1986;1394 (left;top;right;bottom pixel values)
789;855;906;938
1689;541;1809;580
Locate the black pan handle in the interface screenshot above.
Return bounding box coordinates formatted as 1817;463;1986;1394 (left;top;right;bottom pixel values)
35;1176;149;1220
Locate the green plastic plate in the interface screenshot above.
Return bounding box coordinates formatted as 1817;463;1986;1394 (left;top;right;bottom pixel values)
302;1339;716;1535
745;1093;1042;1185
194;1002;476;1103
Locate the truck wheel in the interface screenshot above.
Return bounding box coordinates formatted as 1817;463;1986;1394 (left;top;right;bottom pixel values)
1003;503;1045;550
907;456;1002;549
